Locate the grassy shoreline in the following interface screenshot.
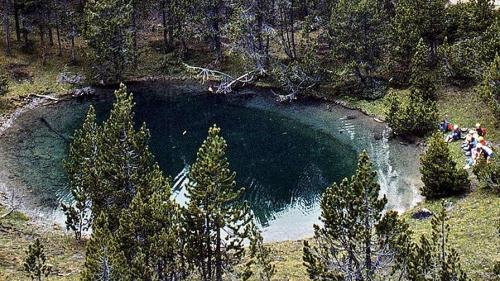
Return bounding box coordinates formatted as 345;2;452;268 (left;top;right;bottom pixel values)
0;44;499;281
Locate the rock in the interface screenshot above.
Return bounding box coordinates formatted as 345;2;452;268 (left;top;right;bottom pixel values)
68;87;96;97
346;115;357;120
412;208;433;220
57;72;84;85
373;132;383;140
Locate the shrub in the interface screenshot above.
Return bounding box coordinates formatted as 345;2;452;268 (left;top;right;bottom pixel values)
472;156;500;194
386;91;438;136
477;54;500;127
420;132;470;199
0;71;8;96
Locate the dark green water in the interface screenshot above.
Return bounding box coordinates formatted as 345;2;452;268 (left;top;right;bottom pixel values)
0;82;422;241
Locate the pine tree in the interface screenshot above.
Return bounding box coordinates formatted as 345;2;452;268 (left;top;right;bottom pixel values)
410;39;439;100
303;151;411;280
23;238;52;281
420;132;470;199
0;69;8;96
116;176;190;280
184;125;253;281
392;0;448;78
81;213;130;281
228;0;273;71
329;0;389;98
83;0;134;82
404;202;470;281
61;106;98;240
243;222;275;281
91;83;158;229
386;90;438;136
478;54;500;127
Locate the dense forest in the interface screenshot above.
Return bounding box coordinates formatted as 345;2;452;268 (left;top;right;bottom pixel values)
0;0;499;280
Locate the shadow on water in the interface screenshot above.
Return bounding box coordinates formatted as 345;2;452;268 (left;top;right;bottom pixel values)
0;81;422;241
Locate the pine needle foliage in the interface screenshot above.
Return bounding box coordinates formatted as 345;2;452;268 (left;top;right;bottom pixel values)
420;132;470;199
303;151;411;280
23;238;52;281
62;106;98;240
404;202;470;281
184;125;253;281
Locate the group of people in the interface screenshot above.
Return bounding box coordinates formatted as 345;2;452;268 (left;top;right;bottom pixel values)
440;117;494;169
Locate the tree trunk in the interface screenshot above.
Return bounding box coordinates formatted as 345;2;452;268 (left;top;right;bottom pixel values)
56;18;62;56
3;0;11;54
13;0;19;41
205;212;212;281
47;9;54;46
39;22;47;65
215;227;222;281
70;36;76;62
161;0;168;51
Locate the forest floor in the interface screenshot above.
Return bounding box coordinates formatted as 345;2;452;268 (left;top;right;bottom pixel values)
0;42;499;280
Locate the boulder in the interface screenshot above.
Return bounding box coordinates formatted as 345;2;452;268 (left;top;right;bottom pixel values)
412;208;433;220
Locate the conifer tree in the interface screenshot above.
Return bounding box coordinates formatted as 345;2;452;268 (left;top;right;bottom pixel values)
303;151;411;280
404;202;470;281
244;222;275;281
81;213;130;281
478;54;500;127
83;0;134;82
0;69;8;96
91;83;158;229
386;91;438;136
116;177;190;280
392;0;447;77
410;39;439;100
23;238;52;281
420;132;470;199
61;106;98;240
184;125;253;281
329;0;389;98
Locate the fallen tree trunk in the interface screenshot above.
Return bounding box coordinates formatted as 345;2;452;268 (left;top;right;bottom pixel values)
183;63;257;94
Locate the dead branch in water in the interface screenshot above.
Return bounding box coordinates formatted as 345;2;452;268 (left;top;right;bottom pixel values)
183;63;257;94
0;190;19;220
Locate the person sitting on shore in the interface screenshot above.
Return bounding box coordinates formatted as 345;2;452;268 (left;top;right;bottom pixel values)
462;133;478;156
445;125;461;143
477;143;495;163
475;123;487;137
440;116;450;132
478;136;486;146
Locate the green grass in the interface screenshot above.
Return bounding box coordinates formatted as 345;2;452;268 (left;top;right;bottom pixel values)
0;38;499;281
0;205;84;280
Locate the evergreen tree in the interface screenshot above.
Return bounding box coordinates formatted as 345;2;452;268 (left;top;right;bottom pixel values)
420;132;470;199
472;156;500;194
184;125;253;281
478;54;500;127
83;0;134;82
410;39;439;100
23;238;52;281
81;213;130;281
303;151;411;280
392;0;447;78
117;178;190;280
404;202;470;281
0;69;8;96
329;0;389;98
91;83;158;229
61;106;98;240
228;0;273;71
243;222;275;281
386;91;438;136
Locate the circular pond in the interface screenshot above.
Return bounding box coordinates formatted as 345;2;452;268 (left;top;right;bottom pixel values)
0;81;422;241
